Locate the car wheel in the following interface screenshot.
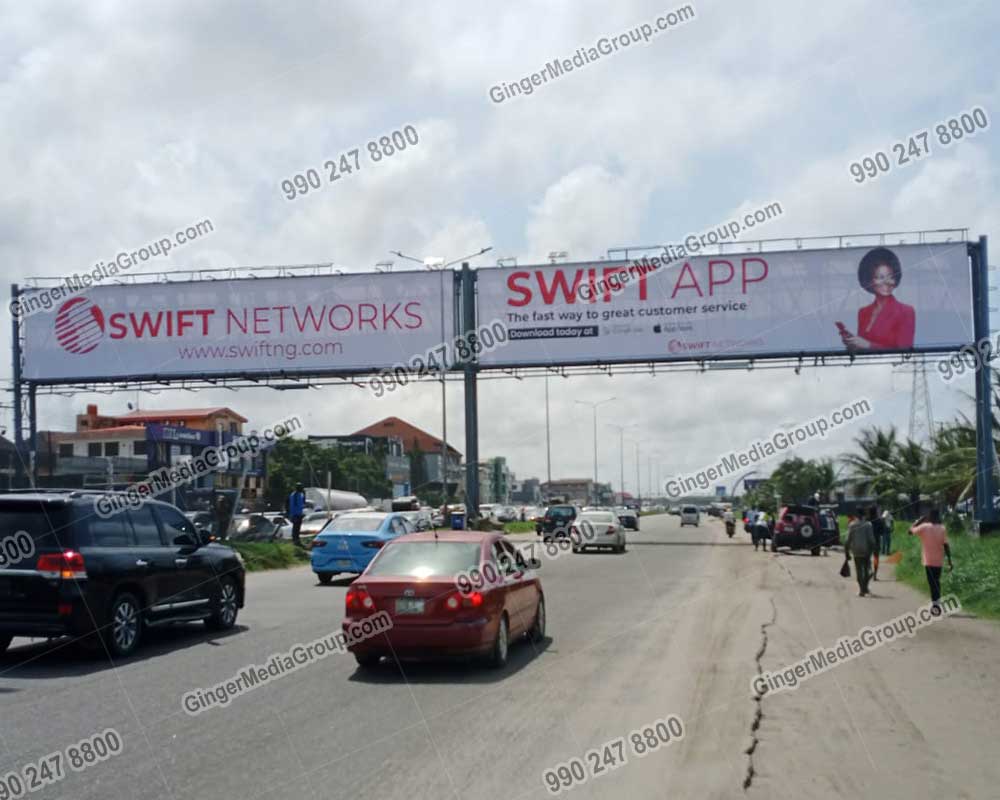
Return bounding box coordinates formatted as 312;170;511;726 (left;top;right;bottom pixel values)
104;591;143;658
206;577;239;631
317;572;335;585
354;651;381;669
771;539;778;553
0;635;10;654
799;523;815;540
488;614;509;668
810;547;821;556
529;597;546;643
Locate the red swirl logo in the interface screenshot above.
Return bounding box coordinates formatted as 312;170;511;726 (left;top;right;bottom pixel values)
55;297;105;354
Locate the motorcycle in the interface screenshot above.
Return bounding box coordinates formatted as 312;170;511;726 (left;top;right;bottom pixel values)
725;520;735;538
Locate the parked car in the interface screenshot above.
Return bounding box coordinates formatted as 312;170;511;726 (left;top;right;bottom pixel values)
614;506;640;531
680;505;700;526
229;513;279;541
0;490;245;658
343;531;544;669
572;510;626;553
535;505;579;540
495;506;518;523
772;505;840;555
667;505;681;515
310;512;414;583
400;510;432;531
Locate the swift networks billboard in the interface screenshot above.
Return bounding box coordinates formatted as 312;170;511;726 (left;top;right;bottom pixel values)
474;243;974;366
21;272;454;381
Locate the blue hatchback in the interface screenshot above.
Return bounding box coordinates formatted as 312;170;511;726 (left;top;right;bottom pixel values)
310;512;413;583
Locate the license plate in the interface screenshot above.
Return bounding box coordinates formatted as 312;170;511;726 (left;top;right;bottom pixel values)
395;598;425;614
335;559;353;569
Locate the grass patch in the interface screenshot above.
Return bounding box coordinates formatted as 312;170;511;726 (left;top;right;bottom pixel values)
503;521;537;534
839;515;1000;619
230;541;311;572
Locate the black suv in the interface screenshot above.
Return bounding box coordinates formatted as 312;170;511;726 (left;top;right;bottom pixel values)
0;490;246;658
536;505;579;540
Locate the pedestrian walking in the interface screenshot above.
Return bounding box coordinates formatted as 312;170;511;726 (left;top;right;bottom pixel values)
868;506;886;580
287;483;306;546
214;492;232;540
753;509;770;552
909;509;953;607
844;512;876;596
880;508;894;555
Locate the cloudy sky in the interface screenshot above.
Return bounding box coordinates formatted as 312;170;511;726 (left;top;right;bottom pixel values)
3;0;998;497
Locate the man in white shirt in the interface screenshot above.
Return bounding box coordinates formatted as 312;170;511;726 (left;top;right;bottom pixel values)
880;509;894;555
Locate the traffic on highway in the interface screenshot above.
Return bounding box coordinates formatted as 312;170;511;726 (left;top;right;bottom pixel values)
3;4;1000;800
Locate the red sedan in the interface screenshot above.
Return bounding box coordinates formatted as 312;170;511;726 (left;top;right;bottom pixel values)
342;531;545;669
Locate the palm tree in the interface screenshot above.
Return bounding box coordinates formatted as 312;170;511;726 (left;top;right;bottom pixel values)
841;426;900;501
925;421;977;506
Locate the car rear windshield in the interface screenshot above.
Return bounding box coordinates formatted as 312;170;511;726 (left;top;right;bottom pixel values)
548;506;574;518
365;541;482;577
581;512;616;524
329;516;384;532
682;506;698;513
0;502;76;551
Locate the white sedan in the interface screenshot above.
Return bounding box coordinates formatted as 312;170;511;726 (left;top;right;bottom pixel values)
570;510;626;554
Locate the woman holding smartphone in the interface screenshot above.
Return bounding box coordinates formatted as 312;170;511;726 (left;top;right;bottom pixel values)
839;247;915;351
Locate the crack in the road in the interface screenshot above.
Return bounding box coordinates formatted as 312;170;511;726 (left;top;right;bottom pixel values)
744;595;777;792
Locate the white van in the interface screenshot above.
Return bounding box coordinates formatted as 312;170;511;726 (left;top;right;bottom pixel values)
680;505;700;526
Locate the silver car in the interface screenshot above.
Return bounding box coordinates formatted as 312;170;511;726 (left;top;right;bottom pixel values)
572;510;626;553
680;505;700;527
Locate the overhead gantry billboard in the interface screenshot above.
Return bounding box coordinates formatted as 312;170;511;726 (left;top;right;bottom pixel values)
475;243;974;366
20;271;455;381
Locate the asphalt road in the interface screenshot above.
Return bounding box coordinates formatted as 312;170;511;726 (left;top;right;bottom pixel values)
10;513;995;799
0;513;774;799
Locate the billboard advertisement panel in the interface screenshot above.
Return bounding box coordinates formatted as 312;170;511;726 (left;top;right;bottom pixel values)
21;271;454;381
476;243;973;366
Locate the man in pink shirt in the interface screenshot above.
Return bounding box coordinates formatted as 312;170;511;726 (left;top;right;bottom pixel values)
908;508;954;607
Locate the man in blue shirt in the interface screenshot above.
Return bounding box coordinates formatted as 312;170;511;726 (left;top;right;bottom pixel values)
288;483;306;546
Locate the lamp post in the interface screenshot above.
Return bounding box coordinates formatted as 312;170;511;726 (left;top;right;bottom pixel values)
606;423;635;504
575;397;615;498
545;374;553;487
390;246;492;505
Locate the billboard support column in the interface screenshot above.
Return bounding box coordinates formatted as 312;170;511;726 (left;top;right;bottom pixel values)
28;383;37;487
10;284;26;486
971;236;998;530
461;263;480;522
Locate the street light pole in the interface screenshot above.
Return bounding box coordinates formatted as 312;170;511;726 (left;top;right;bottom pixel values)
545;374;552;486
635;440;641;510
576;397;615;492
606;422;633;504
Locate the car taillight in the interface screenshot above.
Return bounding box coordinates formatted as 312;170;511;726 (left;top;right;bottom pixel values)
345;588;375;613
362;540;384;549
608;526;617;534
37;551;87;580
310;539;326;548
445;592;484;611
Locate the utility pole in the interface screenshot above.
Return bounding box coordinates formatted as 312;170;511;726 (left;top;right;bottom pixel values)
635;440;641;510
577;397;616;488
545;374;552;486
607;422;633;504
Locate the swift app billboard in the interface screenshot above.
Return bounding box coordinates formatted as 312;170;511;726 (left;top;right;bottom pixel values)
476;243;973;366
22;271;454;380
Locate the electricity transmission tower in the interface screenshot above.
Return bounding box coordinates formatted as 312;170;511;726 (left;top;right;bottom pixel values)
908;359;934;444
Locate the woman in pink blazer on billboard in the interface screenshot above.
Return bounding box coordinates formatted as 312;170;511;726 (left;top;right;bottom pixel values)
839;247;915;351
